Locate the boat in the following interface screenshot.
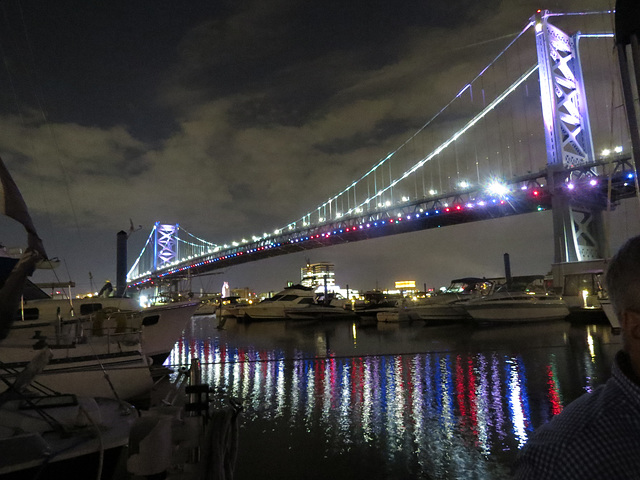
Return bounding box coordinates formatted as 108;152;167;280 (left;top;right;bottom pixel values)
11;285;200;368
353;290;404;322
383;278;493;325
236;285;316;321
1;303;155;401
463;275;570;324
0;156;138;478
195;294;251;318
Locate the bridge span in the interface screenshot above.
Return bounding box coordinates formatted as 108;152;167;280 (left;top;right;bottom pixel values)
126;9;640;293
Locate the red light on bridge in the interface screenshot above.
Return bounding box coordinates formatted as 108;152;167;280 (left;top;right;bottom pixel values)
455;205;462;211
533;190;539;196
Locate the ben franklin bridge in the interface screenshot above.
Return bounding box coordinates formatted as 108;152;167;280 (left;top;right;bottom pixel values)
126;10;640;294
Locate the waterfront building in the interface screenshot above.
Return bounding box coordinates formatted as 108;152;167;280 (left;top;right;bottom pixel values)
301;262;335;289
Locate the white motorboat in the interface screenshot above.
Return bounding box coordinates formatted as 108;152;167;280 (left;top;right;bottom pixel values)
390;278;493;324
464;275;570;324
236;285;316;321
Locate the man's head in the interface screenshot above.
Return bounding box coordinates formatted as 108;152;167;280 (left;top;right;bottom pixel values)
605;235;640;363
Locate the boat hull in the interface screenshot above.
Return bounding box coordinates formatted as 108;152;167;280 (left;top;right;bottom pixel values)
139;301;200;365
465;302;570;323
0;345;153;401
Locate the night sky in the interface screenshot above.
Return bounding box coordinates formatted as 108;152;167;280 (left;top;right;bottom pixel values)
1;0;633;296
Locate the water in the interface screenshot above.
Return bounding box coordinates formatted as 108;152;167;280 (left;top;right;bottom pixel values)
165;316;621;479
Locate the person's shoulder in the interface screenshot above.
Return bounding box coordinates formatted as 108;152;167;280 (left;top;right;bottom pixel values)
514;378;640;479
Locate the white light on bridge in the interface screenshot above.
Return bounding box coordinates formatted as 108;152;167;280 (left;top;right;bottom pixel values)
601;148;611;157
402;196;410;202
429;189;437;196
487;181;509;197
615;146;623;154
458;181;470;189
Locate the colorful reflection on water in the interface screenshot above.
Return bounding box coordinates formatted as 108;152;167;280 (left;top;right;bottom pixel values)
166;319;620;479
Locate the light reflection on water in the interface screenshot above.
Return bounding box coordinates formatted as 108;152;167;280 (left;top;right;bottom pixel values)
166;317;620;479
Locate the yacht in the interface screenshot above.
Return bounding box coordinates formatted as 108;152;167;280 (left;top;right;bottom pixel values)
464;275;570;324
236;285;316;321
396;278;493;324
284;292;356;321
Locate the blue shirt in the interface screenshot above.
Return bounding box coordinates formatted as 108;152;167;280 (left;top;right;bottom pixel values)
514;351;640;479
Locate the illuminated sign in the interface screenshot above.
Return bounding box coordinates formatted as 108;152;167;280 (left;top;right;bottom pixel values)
395;281;416;289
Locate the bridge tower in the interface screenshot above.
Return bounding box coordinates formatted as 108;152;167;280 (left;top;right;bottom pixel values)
534;11;607;281
153;222;179;270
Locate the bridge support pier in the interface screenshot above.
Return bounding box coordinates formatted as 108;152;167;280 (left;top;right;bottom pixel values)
535;11;605;289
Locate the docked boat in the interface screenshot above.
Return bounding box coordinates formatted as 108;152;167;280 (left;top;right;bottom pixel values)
464;275;570;324
236;285;316;321
1;307;155;400
386;278;493;325
0;156;139;478
11;286;199;367
353;290;404;320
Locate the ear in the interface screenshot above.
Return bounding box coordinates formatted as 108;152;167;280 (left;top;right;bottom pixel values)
621;310;640;341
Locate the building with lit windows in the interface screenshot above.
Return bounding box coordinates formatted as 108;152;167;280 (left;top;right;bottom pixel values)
301;262;335;289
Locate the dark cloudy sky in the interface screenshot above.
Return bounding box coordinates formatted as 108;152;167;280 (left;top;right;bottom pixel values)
1;0;633;296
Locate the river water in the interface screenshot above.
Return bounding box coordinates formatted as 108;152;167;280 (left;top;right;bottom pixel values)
165;315;620;480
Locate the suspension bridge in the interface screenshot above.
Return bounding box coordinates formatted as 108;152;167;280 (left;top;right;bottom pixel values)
126;9;640;293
